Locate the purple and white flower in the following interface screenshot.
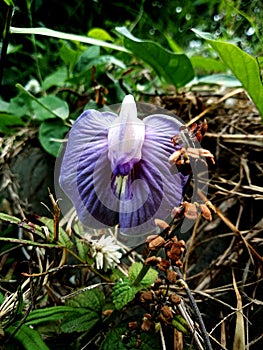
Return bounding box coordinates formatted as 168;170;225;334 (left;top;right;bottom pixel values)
59;95;187;238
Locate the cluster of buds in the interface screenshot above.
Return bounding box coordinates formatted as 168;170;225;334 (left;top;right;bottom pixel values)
145;220;186;268
171;200;216;222
170;121;215;175
139;285;182;332
164;237;186;268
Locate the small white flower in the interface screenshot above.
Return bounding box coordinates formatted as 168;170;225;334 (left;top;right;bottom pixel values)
24;79;41;94
89;235;122;271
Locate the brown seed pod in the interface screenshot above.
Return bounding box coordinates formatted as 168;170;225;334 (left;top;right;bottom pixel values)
183;202;198;220
139;291;153;303
169;293;181;305
200;203;212;221
147;235;166;250
166;269;179;284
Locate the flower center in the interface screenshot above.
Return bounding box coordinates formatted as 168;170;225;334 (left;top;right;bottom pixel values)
107;95;145;176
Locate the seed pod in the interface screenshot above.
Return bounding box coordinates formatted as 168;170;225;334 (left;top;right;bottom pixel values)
183;202;198;220
161;305;173;320
166;270;179;284
200;203;212;221
148;235;165;250
140;291;153;303
169;293;181;305
157;258;170;271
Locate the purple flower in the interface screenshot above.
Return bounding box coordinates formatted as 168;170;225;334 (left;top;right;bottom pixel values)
59;95;187;237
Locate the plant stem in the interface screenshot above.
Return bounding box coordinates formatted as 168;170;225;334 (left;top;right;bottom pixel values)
174;267;213;350
133;263;151;286
0;4;14;87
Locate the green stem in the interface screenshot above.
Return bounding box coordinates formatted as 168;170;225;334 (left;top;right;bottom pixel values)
0;4;14;87
133;263;151;287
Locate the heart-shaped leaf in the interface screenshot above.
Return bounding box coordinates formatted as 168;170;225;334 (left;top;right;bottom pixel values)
116;26;194;88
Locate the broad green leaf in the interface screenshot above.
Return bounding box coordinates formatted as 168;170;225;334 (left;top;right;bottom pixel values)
65;287;105;312
112;264;158;310
42;67;68;90
10;26;128;52
26;306;77;325
191;56;227;73
115;26;194;88
129;262;158;287
15;84;69;120
0;113;25;133
195;74;242;87
74;45;100;72
111;277;137;310
8;92;33;117
6;323;49;350
61;310;100;333
62;288;104;333
59;43;81;71
32;95;69;121
0;99;9;111
192;29;263;118
88;28;114;42
38;119;69;157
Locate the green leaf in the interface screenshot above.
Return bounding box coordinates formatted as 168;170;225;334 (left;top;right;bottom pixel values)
65;287;105;312
0;99;9;111
61;310;100;333
88;28;114;42
26;306;77;325
0;113;25;133
192;29;263;118
129;262;158;287
8;92;33;117
112;278;143;309
195;74;242;87
32;95;69;121
74;46;100;72
6;323;49;350
59;43;81;71
191;56;227;74
100;326;161;350
38;119;69;157
0;292;5;305
171;314;189;335
61;288;105;333
10;26;128;52
99;327;128;350
0;212;46;240
115;26;194;88
3;0;14;6
111;277;137;310
42;67;68;90
112;263;158;310
39;217;73;248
